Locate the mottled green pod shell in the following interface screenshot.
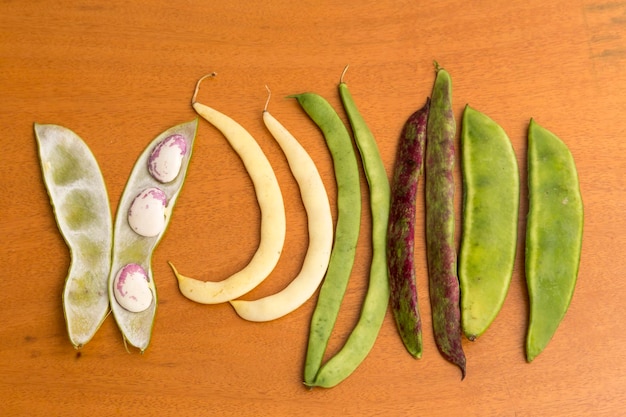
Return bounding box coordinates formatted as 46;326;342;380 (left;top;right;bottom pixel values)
459;105;519;340
525;119;583;362
35;123;113;348
109;119;197;352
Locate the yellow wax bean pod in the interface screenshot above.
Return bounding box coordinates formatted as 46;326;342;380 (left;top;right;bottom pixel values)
229;88;333;322
170;74;286;304
35;123;112;349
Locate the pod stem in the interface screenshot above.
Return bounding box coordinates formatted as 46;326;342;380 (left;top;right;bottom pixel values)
264;85;272;112
340;64;350;84
192;72;218;105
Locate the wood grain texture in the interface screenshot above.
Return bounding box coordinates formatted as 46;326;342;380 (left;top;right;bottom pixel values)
2;0;626;415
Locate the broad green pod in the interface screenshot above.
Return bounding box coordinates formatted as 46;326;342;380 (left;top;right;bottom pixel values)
525;119;583;362
459;105;520;341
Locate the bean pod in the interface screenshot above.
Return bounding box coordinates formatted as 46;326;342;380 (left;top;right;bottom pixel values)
35;123;112;348
459;105;519;340
308;70;391;388
109;119;198;352
387;98;430;358
292;92;362;386
525;119;583;362
229;90;334;321
170;74;287;304
424;64;466;378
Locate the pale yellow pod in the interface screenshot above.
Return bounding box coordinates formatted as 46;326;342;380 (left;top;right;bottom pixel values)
229;97;333;322
109;119;198;352
170;75;286;304
35;123;112;349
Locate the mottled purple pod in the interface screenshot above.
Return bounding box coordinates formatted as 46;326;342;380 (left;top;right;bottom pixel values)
424;64;466;378
387;98;430;359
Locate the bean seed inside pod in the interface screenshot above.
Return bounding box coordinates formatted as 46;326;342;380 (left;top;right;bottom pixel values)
128;187;167;237
113;263;153;313
148;134;187;183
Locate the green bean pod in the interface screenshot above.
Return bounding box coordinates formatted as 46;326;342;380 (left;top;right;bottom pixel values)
292;92;362;386
109;119;197;352
459;105;519;340
305;71;391;388
425;64;466;378
35;123;112;348
525;119;583;362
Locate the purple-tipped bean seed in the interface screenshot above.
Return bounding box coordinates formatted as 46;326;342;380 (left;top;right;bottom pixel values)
148;134;187;183
113;263;153;313
127;187;167;237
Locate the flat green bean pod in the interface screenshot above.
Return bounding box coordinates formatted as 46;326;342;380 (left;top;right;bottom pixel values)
525;119;583;362
35;123;112;348
109;119;198;352
459;105;519;340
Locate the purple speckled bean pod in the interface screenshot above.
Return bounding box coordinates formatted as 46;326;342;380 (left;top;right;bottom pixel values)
387;98;430;359
425;64;466;378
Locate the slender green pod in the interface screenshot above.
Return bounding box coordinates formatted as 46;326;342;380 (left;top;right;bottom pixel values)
229;89;334;322
292;92;361;386
35;123;112;349
109;119;198;352
525;119;583;362
304;68;392;388
387;98;430;358
425;64;466;378
459;105;519;340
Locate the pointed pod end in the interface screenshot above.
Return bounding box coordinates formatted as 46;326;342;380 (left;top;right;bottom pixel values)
526;347;540;363
455;356;467;381
412;351;422;360
167;261;185;283
458;358;467;380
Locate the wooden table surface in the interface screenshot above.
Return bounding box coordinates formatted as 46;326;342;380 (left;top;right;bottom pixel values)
2;1;625;416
